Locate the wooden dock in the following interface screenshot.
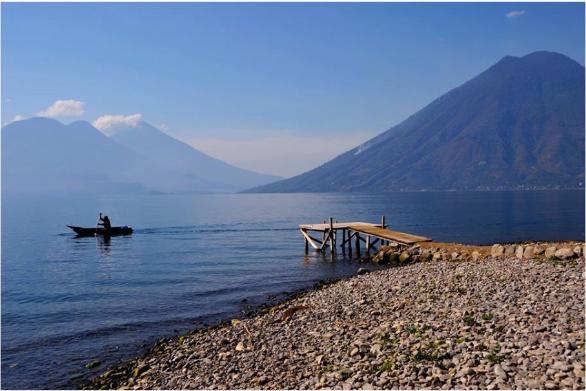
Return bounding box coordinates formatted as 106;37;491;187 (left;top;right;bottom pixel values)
300;216;431;257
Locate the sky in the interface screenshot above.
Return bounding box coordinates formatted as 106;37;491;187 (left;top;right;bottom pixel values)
2;2;584;177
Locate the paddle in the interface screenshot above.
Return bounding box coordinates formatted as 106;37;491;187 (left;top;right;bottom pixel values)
97;212;102;234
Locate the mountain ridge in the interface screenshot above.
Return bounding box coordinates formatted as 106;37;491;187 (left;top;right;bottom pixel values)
109;121;281;192
245;51;585;193
1;117;279;195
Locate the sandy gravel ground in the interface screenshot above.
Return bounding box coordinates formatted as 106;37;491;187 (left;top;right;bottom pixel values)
90;246;585;390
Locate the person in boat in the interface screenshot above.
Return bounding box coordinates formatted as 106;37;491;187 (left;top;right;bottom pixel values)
98;213;112;232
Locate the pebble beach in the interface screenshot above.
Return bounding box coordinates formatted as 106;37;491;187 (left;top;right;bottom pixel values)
90;241;585;390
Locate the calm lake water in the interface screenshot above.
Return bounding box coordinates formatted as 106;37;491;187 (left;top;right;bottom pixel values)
1;191;584;389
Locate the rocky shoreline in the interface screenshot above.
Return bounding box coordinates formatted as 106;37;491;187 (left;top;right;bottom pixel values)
90;241;585;390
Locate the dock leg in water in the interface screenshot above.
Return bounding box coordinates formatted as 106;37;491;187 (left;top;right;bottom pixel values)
329;217;335;255
304;237;309;254
366;235;371;254
355;232;361;257
348;230;353;257
380;215;387;247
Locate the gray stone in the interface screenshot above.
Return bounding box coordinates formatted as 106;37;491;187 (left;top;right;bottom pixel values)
494;364;507;380
258;375;268;385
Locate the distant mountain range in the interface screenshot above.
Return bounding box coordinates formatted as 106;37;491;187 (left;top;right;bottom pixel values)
1;118;280;195
247;51;585;193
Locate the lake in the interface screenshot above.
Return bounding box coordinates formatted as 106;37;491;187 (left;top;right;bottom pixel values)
1;191;584;389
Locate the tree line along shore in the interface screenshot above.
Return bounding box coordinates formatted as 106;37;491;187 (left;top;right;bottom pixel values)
88;240;585;390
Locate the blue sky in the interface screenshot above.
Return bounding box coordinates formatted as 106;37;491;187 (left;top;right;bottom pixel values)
2;2;584;176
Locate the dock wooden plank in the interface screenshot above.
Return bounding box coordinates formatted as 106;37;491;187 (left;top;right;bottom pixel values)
348;224;431;245
299;222;379;231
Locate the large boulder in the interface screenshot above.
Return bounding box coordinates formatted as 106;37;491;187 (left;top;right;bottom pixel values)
533;244;545;255
379;244;398;253
420;250;432;262
471;251;481;262
388;252;400;264
491;244;504;258
545;246;557;258
372;251;388;265
504;245;516;257
573;245;583;257
523;246;534;259
399;251;411;263
408;245;421;255
515;246;524;259
555;248;575;259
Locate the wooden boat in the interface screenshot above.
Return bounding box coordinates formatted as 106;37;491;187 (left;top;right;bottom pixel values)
67;225;133;237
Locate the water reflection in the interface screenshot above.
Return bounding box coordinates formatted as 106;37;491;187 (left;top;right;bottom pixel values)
98;236;111;256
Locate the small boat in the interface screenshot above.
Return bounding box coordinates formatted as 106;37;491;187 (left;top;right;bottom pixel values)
67;225;133;237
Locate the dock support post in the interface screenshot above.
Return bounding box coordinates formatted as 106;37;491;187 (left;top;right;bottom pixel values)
329;217;335;254
348;230;353;257
380;215;387;247
304;236;309;254
355;231;361;257
333;219;337;249
341;229;346;256
366;235;371;254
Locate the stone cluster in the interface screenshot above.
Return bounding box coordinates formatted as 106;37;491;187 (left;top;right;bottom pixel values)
371;242;583;266
89;244;585;390
371;244;472;265
490;243;583;260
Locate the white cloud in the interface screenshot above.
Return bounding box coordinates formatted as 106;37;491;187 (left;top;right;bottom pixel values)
188;132;375;177
37;99;85;118
2;114;27;126
506;10;525;19
93;113;142;135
